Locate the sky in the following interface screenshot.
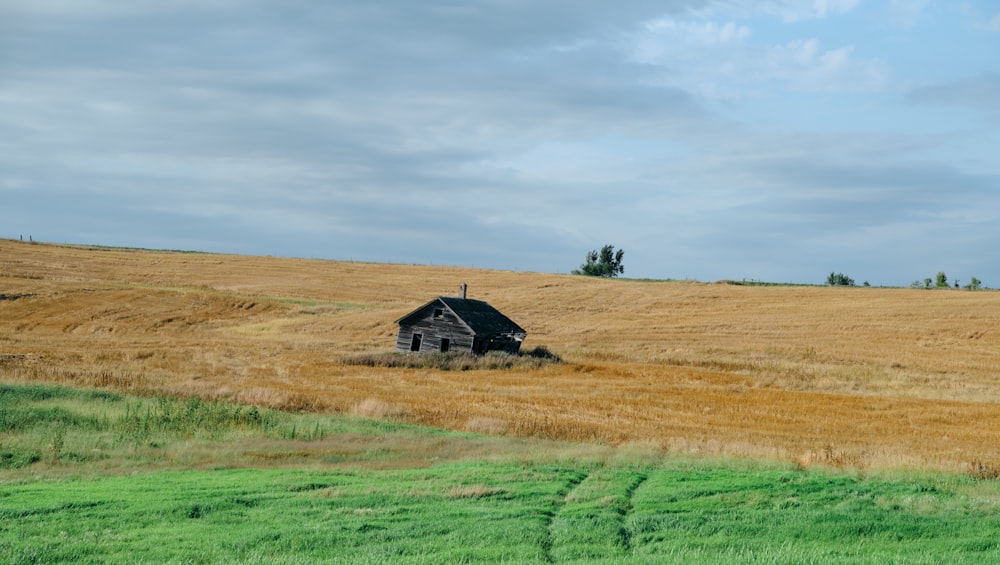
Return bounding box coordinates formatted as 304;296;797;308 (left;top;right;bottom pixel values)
3;1;999;286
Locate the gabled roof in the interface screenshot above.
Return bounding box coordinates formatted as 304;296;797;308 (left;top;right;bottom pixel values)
396;296;527;338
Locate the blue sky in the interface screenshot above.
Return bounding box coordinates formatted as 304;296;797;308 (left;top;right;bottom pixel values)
3;1;999;285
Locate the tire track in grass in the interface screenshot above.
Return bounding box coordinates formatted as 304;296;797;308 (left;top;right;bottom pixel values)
619;471;648;552
547;467;648;562
542;469;590;563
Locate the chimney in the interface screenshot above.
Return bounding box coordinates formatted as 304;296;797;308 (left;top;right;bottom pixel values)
458;283;467;299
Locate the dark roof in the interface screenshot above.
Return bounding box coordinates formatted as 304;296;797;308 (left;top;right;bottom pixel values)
397;297;527;338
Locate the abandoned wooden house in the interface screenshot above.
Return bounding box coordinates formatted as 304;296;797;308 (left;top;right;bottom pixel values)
395;284;527;355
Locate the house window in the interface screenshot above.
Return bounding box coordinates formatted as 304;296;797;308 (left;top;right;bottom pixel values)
440;338;450;352
433;308;443;318
410;333;422;352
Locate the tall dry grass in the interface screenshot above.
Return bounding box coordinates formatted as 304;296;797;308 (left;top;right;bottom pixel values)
4;239;1000;471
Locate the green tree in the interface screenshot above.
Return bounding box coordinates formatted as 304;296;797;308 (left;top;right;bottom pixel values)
935;272;948;288
923;278;932;289
573;244;625;278
826;272;855;286
965;277;983;291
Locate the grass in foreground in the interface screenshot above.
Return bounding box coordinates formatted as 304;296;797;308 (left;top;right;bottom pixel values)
3;383;1000;563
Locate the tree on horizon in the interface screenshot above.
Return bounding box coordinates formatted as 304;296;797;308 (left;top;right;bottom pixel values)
573;244;625;278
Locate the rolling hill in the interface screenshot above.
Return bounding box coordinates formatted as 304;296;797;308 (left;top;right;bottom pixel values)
4;238;1000;472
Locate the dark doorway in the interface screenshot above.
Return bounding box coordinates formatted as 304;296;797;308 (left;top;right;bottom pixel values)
410;333;422;352
440;338;450;352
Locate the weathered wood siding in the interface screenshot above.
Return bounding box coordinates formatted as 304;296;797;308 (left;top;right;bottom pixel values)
395;301;476;353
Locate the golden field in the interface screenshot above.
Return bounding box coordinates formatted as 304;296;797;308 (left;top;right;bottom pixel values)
3;239;1000;472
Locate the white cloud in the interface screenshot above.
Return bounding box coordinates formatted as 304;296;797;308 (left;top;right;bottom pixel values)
959;4;1000;32
985;12;1000;32
643;18;751;45
787;0;861;21
693;0;860;22
627;18;887;97
763;40;888;91
888;0;931;27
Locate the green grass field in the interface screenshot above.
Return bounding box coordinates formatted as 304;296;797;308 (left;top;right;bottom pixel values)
3;383;1000;563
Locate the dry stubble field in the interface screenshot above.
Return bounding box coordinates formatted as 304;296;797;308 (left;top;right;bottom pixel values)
3;239;1000;473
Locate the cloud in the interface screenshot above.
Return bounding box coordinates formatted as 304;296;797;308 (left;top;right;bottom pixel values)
1;1;998;284
763;40;888;91
908;74;1000;122
983;12;1000;32
626;17;887;98
653;156;1000;282
957;4;1000;32
770;0;861;22
887;0;931;27
642;18;752;45
691;0;860;22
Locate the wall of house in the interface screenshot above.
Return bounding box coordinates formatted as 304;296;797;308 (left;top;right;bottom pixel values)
395;303;476;353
